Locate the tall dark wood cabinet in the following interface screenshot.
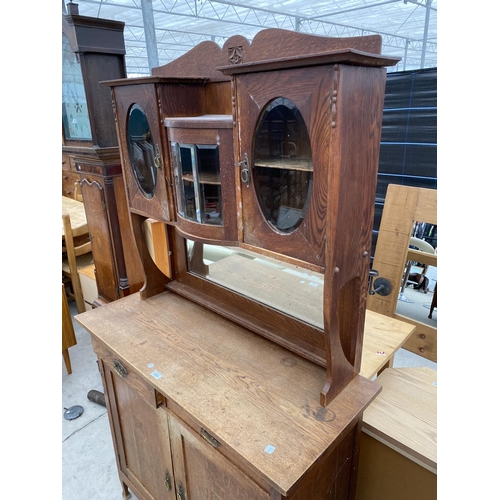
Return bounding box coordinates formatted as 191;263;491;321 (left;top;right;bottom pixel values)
62;2;143;305
77;28;399;500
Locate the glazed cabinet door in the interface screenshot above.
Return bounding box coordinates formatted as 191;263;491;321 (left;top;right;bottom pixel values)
168;412;271;500
234;67;333;268
114;83;172;222
99;353;177;500
165;116;237;243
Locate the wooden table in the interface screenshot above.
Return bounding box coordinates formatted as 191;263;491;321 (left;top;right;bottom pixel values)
62;196;87;237
204;253;416;379
356;367;437;500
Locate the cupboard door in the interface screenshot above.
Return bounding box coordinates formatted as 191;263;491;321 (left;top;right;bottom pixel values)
168;413;271;500
101;357;176;500
114;84;171;222
166;120;237;243
235;67;331;267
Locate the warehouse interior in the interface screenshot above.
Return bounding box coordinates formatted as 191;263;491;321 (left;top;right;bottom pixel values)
6;2;499;499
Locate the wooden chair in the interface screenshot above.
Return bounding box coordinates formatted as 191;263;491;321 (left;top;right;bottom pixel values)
62;283;77;374
62;213;94;314
367;185;437;362
399;236;436;299
73;180;83;202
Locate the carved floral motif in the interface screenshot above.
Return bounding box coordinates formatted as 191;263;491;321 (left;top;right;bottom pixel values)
228;46;243;65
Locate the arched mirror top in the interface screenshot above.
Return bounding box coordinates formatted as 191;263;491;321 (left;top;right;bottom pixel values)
127;104;158;198
252;97;313;234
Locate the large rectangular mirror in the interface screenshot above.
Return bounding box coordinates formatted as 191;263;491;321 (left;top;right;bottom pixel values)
185;239;325;329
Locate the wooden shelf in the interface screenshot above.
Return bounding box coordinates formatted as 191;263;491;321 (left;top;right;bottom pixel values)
255;157;313;172
182;173;221;185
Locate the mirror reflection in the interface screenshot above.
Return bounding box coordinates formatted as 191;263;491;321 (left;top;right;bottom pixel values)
62;34;91;141
396;220;437;322
185;239;324;328
253;97;313;233
127;104;157;198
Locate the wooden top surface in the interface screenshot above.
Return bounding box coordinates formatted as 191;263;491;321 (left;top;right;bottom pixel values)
62;196;87;236
206;253;415;379
362;367;437;473
76;290;381;495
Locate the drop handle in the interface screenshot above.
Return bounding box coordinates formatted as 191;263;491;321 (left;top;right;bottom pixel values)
112;360;128;377
154;144;162;169
201;428;220;448
235;153;249;186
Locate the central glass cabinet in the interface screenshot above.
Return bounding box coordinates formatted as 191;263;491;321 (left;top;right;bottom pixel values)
172;143;222;225
165;114;237;243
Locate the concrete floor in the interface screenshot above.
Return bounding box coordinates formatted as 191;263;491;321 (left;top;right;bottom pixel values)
62;287;436;500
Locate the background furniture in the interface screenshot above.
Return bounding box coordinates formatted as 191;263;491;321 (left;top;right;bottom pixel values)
62;197;92;313
78;264;98;311
356;367;437;500
62;213;93;314
62;283;77;374
428;283;437;319
367;184;437;362
62;4;143;307
399;236;436;300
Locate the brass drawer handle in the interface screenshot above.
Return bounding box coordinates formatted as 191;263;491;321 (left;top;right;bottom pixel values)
113;360;128;377
201;428;220;448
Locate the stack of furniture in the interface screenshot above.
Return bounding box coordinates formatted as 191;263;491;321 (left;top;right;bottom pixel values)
76;28;405;500
62;2;143;307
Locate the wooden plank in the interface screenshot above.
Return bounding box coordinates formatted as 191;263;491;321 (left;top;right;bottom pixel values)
393;314;437;362
361;312;415;379
254;158;313;172
62;196;88;237
414;188;438;226
362;367;437;474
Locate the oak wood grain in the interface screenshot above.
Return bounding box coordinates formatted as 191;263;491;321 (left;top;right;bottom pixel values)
76;290;381;495
361;367;437;474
